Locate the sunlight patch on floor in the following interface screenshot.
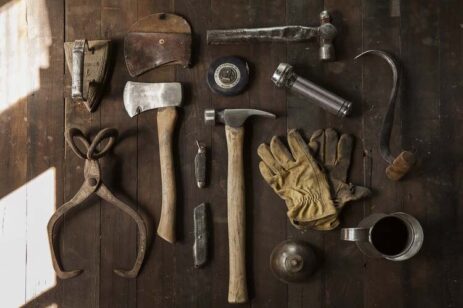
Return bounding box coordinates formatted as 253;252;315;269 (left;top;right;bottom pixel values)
0;0;51;111
0;168;56;307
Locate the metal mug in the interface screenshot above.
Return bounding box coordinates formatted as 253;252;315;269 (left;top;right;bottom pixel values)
340;212;423;261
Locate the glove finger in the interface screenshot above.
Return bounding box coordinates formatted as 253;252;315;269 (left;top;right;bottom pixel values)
324;128;339;168
259;161;277;184
333;134;354;182
270;136;295;168
337;185;371;209
310;129;325;163
351;185;371;201
308;140;319;154
287;129;314;163
257;143;285;175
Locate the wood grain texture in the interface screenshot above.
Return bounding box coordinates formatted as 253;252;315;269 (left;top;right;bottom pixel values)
322;1;364;308
207;1;253;307
99;0;138;307
24;0;65;306
438;1;463;307
2;0;463;307
247;0;287;306
360;1;404;308
225;125;247;303
134;1;177;306
172;0;213;306
157;106;178;243
285;1;325;308
61;0;102;307
399;1;444;308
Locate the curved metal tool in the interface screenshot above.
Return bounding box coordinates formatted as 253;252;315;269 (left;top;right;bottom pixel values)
47;128;148;279
355;50;416;181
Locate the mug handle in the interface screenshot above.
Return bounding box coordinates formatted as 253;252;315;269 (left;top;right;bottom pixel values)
340;228;369;242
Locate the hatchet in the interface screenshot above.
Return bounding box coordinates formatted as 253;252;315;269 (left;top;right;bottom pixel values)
123;81;182;243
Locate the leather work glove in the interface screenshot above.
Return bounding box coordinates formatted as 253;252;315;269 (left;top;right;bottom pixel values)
257;129;337;227
307;128;371;230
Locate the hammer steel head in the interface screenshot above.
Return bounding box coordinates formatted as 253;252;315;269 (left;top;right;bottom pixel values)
318;11;336;61
123;81;182;117
204;108;276;128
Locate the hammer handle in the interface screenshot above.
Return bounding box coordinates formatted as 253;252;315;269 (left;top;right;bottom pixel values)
157;107;177;243
225;125;248;303
207;26;319;44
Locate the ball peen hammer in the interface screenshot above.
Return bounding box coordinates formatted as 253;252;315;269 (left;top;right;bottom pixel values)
123;81;182;243
205;108;276;303
207;11;337;61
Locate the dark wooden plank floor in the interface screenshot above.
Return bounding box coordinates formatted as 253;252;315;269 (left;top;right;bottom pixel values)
1;0;462;307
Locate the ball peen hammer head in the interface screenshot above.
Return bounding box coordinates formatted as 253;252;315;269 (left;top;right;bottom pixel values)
204;108;276;128
318;11;337;61
123;81;183;117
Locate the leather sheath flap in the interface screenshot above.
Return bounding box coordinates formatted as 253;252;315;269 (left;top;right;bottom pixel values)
124;32;191;77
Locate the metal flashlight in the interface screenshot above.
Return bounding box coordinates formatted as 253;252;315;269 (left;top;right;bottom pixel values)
271;63;352;117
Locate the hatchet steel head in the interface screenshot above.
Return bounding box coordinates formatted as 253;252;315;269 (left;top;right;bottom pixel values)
123;81;182;117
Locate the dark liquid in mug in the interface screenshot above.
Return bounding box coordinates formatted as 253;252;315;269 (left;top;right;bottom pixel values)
371;217;410;256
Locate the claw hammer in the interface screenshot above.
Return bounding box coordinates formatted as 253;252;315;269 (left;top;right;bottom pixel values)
205;108;276;303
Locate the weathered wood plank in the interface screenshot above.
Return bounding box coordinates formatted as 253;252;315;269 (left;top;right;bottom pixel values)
400;1;448;308
318;1;365;307
61;0;102;307
438;1;463;307
99;0;138;307
1;0;463;307
246;0;288;307
134;1;176;308
285;1;324;308
0;0;49;306
207;1;254;306
172;0;212;306
359;1;404;308
25;0;65;306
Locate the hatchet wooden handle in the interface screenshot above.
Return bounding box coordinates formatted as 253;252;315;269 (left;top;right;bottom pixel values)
225;125;248;303
157;106;177;243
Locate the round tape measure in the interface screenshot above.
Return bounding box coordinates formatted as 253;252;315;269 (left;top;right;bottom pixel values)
207;56;249;96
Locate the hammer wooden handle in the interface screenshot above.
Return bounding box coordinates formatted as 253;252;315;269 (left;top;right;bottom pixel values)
225;125;248;303
157;106;177;243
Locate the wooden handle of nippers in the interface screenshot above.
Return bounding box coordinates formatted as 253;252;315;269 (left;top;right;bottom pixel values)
157;107;177;243
386;151;416;181
225;125;248;303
